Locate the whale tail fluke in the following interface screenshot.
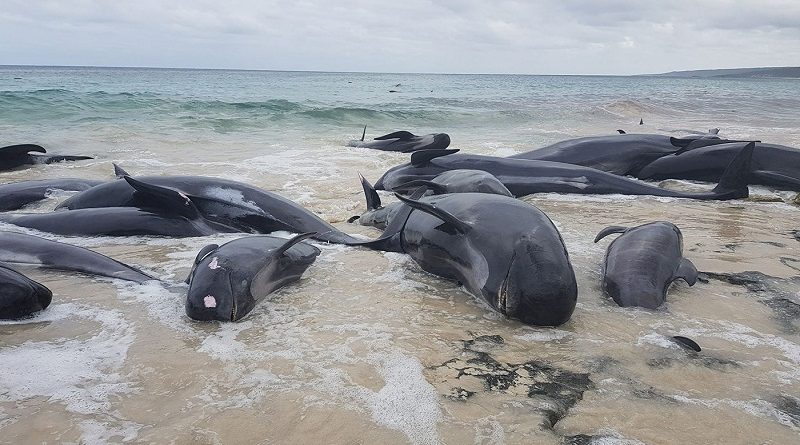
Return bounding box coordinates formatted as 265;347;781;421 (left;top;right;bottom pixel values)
710;142;755;199
344;186;430;252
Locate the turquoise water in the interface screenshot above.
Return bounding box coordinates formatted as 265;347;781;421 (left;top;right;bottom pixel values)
1;66;799;444
3;66;800;151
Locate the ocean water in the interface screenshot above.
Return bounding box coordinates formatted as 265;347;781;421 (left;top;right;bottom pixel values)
1;66;799;444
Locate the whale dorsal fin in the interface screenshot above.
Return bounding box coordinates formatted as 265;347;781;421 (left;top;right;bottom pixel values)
0;144;46;158
594;225;628;243
250;232;316;297
194;244;219;264
675;258;698;285
393;180;446;194
185;243;220;283
394;194;470;234
375;131;415;141
359;174;382;210
361;125;367;142
617;129;626;134
410;149;459;167
123;176;201;218
113;163;130;178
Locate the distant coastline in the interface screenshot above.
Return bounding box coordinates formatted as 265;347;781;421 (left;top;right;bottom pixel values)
647;66;800;79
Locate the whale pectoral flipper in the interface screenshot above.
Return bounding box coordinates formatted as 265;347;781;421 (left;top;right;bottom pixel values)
594;226;628;243
374;131;415;141
617;129;626;134
123;176;202;218
359;174;382;210
249;232;316;297
394;194;471;234
0;144;47;158
675;258;698;286
113;163;131;178
410;149;460;167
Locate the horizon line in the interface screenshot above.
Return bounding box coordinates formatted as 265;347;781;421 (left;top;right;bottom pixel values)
3;63;796;77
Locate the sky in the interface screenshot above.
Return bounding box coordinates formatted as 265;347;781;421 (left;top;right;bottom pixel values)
1;0;799;75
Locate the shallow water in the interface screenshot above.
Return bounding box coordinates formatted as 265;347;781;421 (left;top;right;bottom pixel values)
1;67;799;444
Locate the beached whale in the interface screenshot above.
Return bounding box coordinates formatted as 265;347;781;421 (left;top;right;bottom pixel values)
0;178;104;211
0;207;235;237
351;169;512;230
594;221;698;309
637;141;800;191
347;128;451;152
507;131;738;177
0;263;52;319
57;170;358;244
348;190;577;326
0;177;239;237
185;233;319;321
0;232;154;283
374;142;755;201
0;144;93;172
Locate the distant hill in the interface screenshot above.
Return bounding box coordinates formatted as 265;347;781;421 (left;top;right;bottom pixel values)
648;66;800;79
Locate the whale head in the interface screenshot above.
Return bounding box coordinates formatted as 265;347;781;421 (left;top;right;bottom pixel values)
496;234;578;326
185;251;238;322
0;265;52;319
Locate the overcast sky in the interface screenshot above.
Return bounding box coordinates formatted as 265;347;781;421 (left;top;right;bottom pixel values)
1;0;798;75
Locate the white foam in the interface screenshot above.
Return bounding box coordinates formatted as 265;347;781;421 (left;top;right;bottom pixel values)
514;329;572;342
672;395;799;431
635;332;680;349
473;418;506;445
367;352;442;445
0;303;140;442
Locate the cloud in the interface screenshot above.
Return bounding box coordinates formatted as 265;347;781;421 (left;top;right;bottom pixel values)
0;0;798;74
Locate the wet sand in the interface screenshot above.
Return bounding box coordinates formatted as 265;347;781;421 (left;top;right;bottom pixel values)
1;145;798;444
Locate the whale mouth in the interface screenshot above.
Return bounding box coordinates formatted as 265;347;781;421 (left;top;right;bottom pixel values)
497;252;515;315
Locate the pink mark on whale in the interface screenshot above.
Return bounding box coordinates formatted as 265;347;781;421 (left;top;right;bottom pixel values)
204;295;217;308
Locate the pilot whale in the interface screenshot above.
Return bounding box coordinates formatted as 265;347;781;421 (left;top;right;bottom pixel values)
351;169;512;230
185;233;320;321
594;221;698;309
374;142;755;201
0;263;52;319
347;190;578;326
0;177;239;237
0;144;93;172
57;169;358;244
0;232;154;283
0;178;103;211
508;131;736;177
347;127;451;152
638;141;800;191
